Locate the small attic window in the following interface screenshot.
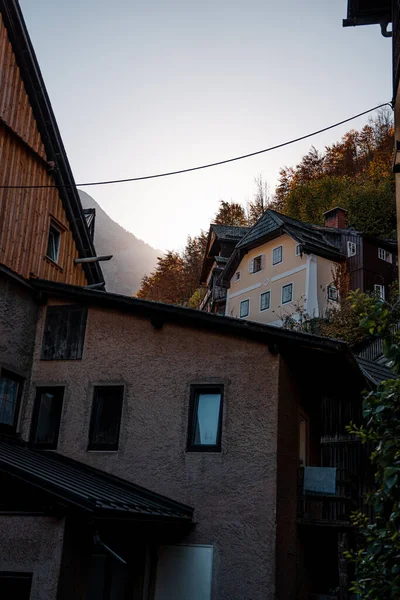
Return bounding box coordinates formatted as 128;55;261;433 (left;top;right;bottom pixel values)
295;244;301;256
46;221;61;263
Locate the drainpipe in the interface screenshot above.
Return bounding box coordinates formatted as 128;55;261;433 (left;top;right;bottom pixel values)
93;532;127;565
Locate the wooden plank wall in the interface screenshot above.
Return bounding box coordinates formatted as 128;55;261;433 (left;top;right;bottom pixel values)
0;15;86;286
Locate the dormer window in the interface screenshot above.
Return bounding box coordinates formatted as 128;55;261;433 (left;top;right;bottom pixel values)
46;221;61;263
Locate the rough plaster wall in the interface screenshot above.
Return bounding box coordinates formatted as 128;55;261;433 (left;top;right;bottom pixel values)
0;516;65;600
29;303;280;600
0;273;38;436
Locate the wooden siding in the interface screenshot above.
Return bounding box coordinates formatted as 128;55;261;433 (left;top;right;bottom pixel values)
0;15;86;286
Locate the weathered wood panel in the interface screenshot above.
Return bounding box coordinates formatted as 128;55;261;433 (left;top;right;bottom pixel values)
0;14;46;158
0;15;87;286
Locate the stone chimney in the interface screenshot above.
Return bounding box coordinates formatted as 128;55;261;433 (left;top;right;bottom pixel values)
323;207;348;229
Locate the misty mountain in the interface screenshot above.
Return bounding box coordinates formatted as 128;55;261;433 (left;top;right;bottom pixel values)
78;190;160;296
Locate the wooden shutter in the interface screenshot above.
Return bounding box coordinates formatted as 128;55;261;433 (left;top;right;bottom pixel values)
248;259;254;273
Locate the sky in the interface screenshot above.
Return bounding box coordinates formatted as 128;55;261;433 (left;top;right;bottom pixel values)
20;1;392;252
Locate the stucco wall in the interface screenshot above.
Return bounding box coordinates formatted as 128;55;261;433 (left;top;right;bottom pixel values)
0;272;38;436
226;234;337;324
316;256;337;317
0;516;64;600
25;301;280;600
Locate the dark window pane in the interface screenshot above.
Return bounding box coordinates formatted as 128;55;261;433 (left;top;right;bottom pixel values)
89;387;124;451
31;388;64;449
0;572;32;598
188;386;223;452
41;305;87;360
0;371;22;431
240;299;249;318
47;224;61;262
273;246;282;265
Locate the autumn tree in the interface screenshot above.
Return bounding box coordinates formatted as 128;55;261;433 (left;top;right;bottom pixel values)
213;200;248;226
247;175;269;225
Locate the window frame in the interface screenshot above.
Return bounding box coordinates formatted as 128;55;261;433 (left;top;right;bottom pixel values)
272;245;283;265
281;282;293;305
88;385;124;451
327;284;339;302
239;298;250;318
374;284;385;301
378;247;392;263
0;369;23;434
252;255;263;273
46;221;62;264
260;290;271;312
187;385;224;453
295;244;301;257
30;386;64;450
41;305;88;361
234;271;241;282
347;241;356;257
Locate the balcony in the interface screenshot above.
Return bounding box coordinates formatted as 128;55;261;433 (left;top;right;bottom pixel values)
297;467;357;526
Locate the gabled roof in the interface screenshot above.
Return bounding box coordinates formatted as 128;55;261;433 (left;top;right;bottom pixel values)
236;209;344;261
0;1;104;286
0;440;193;522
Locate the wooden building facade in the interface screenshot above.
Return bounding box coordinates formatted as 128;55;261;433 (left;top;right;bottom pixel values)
0;1;103;287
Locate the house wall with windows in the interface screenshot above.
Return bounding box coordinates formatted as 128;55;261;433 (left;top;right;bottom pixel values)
21;297;281;600
225;234;338;324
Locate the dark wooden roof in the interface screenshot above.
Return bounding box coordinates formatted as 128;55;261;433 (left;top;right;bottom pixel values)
0;441;193;522
343;0;392;27
356;357;396;386
0;0;104;286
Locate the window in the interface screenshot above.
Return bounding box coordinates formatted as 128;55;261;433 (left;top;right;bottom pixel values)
88;386;124;451
187;386;223;452
240;299;249;318
41;305;87;360
378;247;392;263
234;271;241;282
295;244;301;256
46;222;61;263
282;283;293;304
374;284;385;301
0;370;22;433
248;255;263;274
0;573;32;598
347;241;356;257
327;284;339;302
272;246;283;265
30;387;64;449
260;291;271;311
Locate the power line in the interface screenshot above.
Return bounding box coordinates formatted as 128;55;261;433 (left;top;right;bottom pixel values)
0;102;392;189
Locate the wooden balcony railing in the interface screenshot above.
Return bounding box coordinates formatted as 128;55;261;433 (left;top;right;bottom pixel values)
297;468;358;526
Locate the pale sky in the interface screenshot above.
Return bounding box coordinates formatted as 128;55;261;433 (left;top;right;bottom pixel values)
21;1;391;251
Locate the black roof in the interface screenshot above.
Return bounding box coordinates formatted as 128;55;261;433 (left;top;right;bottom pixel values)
236;210;344;260
0;441;193;522
210;224;249;241
356;357;396;386
0;1;104;287
343;0;391;27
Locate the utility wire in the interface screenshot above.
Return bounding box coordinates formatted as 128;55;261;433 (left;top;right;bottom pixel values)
0;102;392;189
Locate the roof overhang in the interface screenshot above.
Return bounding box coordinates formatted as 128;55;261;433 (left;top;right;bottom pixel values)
343;0;392;27
0;1;104;286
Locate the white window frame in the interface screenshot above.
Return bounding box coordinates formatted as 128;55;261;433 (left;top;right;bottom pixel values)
46;221;61;263
239;298;250;318
281;282;293;305
378;248;392;263
295;244;301;257
234;271;241;282
327;284;339;302
272;245;283;266
347;241;356;257
260;290;271;312
374;284;385;301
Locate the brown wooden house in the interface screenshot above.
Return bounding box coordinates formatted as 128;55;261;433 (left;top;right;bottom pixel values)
0;0;104;288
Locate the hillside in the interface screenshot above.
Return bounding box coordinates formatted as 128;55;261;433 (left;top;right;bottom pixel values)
78;190;160;295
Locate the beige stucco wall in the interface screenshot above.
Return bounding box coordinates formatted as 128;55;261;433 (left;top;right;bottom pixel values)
226;234;338;324
22;301;280;600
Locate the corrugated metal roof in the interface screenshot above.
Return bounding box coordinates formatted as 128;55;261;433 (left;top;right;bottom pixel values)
356;357;396;386
0;441;193;521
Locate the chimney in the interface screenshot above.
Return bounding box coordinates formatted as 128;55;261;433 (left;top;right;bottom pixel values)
323;207;348;229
